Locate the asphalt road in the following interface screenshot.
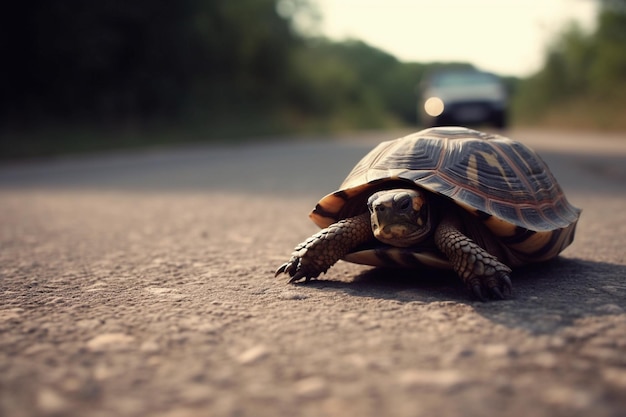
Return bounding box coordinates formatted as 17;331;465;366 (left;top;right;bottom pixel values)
1;128;625;417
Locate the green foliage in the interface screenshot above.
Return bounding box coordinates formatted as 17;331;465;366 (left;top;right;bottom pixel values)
512;1;626;128
284;39;398;129
0;0;300;128
0;0;475;141
9;0;625;158
0;0;485;157
589;2;626;96
284;39;477;128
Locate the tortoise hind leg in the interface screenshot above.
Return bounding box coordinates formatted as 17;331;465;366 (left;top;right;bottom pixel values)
435;214;513;300
276;213;373;283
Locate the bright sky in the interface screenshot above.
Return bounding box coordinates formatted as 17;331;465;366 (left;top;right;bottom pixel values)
315;0;598;77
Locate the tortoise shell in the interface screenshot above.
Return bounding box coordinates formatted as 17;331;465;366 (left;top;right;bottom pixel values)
311;127;581;264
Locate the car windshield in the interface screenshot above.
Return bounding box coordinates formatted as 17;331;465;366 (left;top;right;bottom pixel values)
431;72;498;87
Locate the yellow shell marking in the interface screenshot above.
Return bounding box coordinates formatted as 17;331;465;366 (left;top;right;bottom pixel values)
467;154;479;187
466;150;511;189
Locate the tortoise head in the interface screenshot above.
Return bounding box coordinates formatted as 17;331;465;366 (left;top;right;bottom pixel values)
367;188;433;247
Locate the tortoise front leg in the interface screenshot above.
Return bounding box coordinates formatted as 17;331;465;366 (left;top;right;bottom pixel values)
276;213;373;283
435;214;513;300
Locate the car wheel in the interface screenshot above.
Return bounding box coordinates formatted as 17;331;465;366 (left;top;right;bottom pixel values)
491;110;507;129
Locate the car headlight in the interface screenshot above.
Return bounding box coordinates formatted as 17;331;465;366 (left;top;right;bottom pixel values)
424;97;444;117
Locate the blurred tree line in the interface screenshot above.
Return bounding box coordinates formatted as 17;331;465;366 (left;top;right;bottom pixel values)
0;0;473;140
0;0;623;157
513;0;626;129
285;39;476;129
1;0;302;130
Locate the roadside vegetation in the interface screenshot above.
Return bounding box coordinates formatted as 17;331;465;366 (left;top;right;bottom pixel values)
512;0;626;131
1;0;623;159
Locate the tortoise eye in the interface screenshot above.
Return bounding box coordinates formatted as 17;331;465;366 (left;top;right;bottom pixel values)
399;199;411;210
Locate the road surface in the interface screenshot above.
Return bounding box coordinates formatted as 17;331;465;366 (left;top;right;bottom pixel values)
1;129;625;417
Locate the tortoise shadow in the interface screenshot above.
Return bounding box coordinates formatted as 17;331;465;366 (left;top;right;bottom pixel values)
304;257;626;334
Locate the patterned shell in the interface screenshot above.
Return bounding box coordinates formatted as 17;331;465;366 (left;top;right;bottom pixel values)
311;127;581;260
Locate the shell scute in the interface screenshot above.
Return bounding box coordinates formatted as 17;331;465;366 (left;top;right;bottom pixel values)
454;188;488;214
520;206;551;230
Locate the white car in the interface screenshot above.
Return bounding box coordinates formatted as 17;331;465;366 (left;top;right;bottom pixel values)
419;70;508;128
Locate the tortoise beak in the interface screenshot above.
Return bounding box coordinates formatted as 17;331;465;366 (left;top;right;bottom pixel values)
370;207;431;247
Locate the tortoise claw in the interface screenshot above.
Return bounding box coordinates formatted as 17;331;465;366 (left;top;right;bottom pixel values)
490;286;505;300
501;275;513;295
468;271;512;301
472;284;486;302
288;271;309;284
489;272;513;299
276;255;323;283
274;263;289;277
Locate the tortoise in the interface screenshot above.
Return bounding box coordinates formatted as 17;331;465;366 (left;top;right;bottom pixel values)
276;127;581;300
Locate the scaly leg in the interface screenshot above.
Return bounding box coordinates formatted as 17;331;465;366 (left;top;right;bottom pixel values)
276;213;372;282
435;214;513;300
